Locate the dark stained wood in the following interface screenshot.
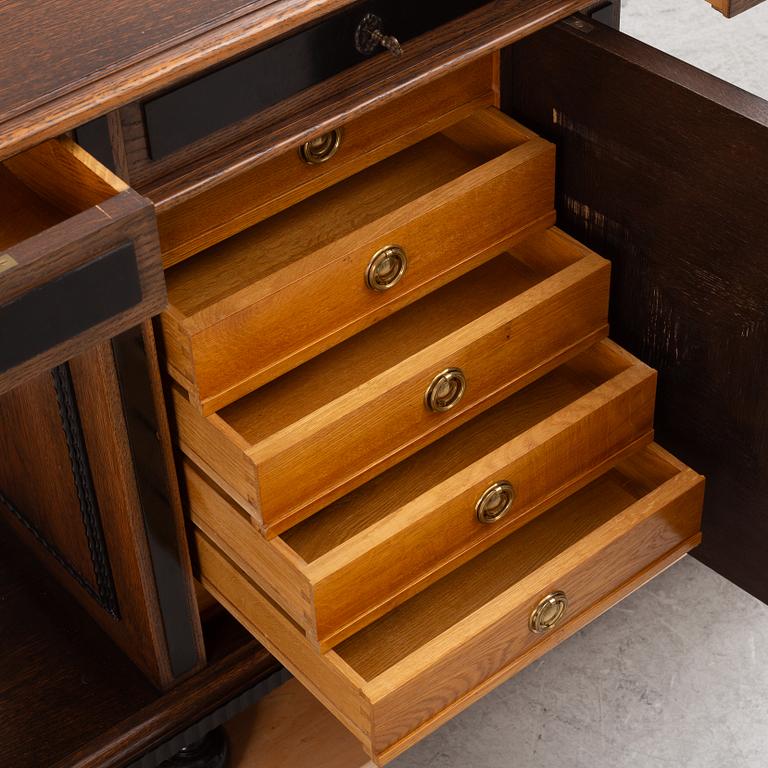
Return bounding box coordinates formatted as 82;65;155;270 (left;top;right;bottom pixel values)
111;322;208;680
0;516;156;768
706;0;767;17
0;515;279;768
60;641;279;768
0;337;205;687
137;0;594;206
0;0;355;160
0;188;166;396
504;18;768;603
0;369;100;590
0;243;142;377
0;0;601;163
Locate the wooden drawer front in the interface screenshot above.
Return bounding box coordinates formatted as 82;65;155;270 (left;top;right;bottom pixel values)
194;443;704;764
0;138;164;395
155;57;498;267
706;0;766;15
186;338;656;650
161;108;556;415
174;228;610;537
141;0;492;162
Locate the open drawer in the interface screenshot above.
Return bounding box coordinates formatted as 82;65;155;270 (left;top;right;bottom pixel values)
194;442;704;764
186;338;656;650
160;108;556;415
173;228;610;537
151;56;498;267
0;138;164;394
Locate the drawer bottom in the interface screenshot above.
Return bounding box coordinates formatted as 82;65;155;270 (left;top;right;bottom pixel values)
193;443;703;764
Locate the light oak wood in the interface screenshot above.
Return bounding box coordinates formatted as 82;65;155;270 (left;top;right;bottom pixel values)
194;443;704;764
161;108;556;414
4;137;128;217
157;57;498;267
187;338;657;650
705;0;765;16
0;137;165;394
174;228;610;537
0;137;127;276
227;678;374;768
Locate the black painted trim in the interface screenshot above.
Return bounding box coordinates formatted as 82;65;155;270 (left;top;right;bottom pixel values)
142;0;490;159
74;116;118;173
0;363;120;618
52;362;120;617
112;326;201;679
0;242;142;374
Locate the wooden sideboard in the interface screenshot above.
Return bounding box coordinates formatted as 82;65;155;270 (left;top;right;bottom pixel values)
1;1;766;766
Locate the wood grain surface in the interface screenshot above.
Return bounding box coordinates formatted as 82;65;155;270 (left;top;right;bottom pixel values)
0;138;165;395
0;531;274;768
153;57;497;266
194;443;704;763
0;0;598;162
188;338;656;650
161;109;555;413
0;341;196;687
504;19;768;604
174;228;610;537
226;678;374;768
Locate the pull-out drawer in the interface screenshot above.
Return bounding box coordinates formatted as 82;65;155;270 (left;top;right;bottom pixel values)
186;338;656;650
194;443;704;764
152;57;498;267
0;139;164;394
161;108;556;414
173;228;610;537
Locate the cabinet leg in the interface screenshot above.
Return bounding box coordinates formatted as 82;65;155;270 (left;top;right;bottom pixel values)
160;727;229;768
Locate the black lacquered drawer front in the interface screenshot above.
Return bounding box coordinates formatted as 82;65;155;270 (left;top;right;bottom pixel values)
142;0;491;159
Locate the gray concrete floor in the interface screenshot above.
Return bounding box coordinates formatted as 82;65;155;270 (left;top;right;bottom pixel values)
622;0;768;98
394;8;768;767
393;557;768;768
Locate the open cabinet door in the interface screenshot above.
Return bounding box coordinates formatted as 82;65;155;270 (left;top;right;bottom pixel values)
503;17;768;602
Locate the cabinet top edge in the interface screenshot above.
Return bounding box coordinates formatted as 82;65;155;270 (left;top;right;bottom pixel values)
0;0;587;162
0;0;360;161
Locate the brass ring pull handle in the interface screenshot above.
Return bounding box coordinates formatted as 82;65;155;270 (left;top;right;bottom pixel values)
355;13;403;57
366;245;407;291
299;129;342;164
475;480;515;524
425;368;466;413
529;591;569;634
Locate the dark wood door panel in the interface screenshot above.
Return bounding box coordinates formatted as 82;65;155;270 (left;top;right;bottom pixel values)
503;18;768;602
0;330;205;688
0;367;101;592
